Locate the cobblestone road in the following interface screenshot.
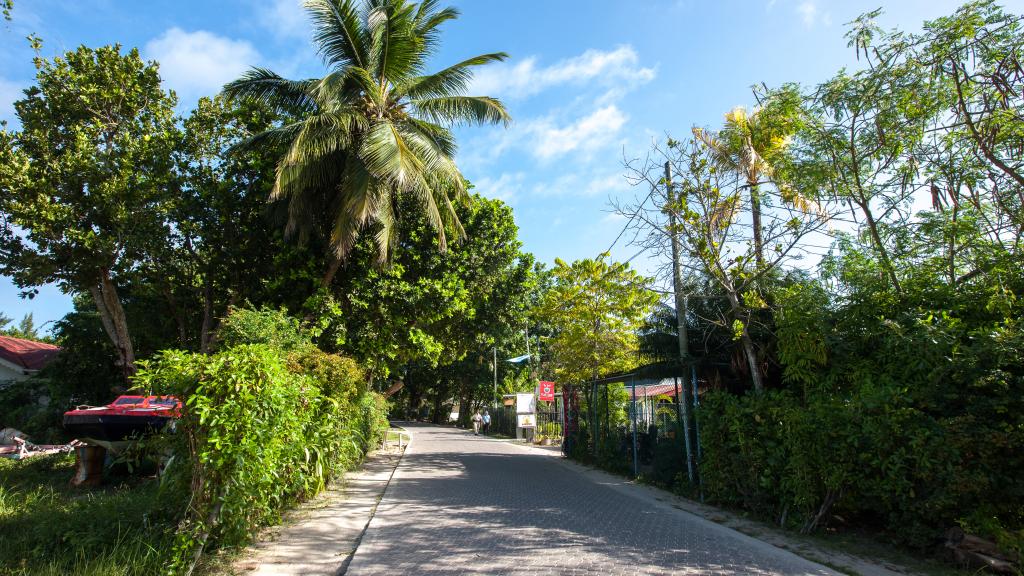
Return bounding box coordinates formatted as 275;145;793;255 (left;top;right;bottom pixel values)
345;423;839;575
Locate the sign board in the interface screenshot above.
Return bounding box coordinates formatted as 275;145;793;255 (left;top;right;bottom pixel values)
517;413;537;428
515;393;536;415
538;381;555;402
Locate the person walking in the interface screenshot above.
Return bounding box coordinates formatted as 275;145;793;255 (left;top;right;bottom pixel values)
482;410;491;435
471;411;483;435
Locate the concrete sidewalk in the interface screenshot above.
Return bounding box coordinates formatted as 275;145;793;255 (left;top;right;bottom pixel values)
232;442;405;575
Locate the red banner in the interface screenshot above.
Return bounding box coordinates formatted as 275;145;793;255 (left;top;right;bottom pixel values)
538;381;555;402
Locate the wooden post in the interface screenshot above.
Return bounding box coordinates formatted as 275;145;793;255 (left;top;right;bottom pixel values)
71;445;106;487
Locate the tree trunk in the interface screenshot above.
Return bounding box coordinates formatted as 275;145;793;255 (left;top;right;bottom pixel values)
749;181;766;270
199;279;216;354
457;378;473;428
431;392;445;424
406;373;422;420
727;291;764;393
160;283;188;347
320;255;344;288
856;198;902;294
90;269;136;382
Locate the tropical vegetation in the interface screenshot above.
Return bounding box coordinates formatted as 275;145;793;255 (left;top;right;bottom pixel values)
0;0;1023;573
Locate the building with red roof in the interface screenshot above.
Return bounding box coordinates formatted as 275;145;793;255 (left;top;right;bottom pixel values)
0;335;61;385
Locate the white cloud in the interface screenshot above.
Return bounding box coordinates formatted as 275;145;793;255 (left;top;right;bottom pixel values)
532;170;629;199
259;0;311;41
473;172;525;205
529;105;627;160
584;173;627;197
471;46;656;100
796;1;830;28
144;28;260;104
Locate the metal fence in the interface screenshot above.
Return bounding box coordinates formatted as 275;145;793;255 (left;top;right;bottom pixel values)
562;369;703;484
485;395;564;442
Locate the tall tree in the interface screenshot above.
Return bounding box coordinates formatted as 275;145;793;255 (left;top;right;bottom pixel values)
223;0;511;286
0;45;178;379
693;86;810;270
623;137;827;393
536;255;659;385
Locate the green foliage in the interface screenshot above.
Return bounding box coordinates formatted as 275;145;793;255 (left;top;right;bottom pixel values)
0;454;175;576
541;421;561;439
213;306;312;352
0;43;179;376
1;312;44;340
537;255;658;384
223;0;510;268
132;311;386;572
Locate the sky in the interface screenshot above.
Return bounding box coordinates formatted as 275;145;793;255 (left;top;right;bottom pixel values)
2;0;1022;334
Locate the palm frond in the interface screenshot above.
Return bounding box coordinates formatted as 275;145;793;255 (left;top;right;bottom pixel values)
413;2;458;56
306;0;369;70
397;53;508;100
404;117;457;157
360;119;424;185
222;68;320;114
692;126;742;173
367;0;422;83
227;120;305;157
412;95;510;127
371;185;398;263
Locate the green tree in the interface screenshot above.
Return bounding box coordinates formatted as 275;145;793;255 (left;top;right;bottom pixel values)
536;255;658;385
170;95;321;351
693;86;811;270
322;193;533;389
223;0;510;285
0;312;41;340
0;44;178;379
13;312;37;339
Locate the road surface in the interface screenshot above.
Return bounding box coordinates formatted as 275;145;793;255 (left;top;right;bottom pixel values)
345;423;839;575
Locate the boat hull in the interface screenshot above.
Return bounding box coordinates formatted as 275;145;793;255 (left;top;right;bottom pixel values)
62;413;173;442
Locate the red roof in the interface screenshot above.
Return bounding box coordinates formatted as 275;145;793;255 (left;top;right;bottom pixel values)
629;382;680;400
0;335;60;372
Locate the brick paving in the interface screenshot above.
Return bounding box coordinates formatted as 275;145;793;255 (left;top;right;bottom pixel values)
345;423;840;575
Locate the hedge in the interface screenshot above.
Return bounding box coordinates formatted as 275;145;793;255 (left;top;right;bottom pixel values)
134;338;388;573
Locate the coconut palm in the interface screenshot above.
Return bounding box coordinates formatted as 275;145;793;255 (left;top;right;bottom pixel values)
693;101;817;270
224;0;510;285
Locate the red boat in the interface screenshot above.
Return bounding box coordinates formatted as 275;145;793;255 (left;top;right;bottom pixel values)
63;395;181;443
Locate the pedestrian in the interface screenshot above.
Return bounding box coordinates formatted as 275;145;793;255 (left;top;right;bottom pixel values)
471;410;483;435
482;410;491;435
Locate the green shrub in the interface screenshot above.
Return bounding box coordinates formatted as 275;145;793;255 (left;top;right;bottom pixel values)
697;381;1024;547
213;306;312;352
133;341;387;573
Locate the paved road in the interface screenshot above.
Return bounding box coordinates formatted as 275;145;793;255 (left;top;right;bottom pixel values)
346;423;839;575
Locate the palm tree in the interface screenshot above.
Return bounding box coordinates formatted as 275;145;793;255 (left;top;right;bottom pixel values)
693;101;816;270
224;0;510;286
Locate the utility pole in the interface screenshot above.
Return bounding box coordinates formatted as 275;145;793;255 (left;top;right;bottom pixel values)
666;161;696;484
493;346;498;408
525;322;533;380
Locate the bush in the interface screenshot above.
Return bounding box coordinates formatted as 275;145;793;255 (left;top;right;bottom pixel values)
134;339;388;573
213;306;311;352
697;381;1024;547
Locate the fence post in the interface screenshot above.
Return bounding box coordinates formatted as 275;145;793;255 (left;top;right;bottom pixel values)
631;376;639;477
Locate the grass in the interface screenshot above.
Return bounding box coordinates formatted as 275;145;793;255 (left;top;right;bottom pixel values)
0;453;177;576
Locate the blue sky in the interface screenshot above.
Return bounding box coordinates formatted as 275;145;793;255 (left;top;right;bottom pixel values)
2;0;1021;333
